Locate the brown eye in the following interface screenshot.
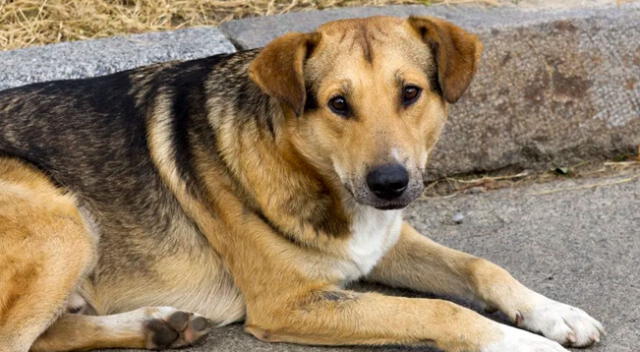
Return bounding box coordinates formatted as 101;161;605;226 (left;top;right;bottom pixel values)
328;96;350;117
402;85;422;106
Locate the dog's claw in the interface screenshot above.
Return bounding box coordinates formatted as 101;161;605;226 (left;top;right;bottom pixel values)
515;311;524;327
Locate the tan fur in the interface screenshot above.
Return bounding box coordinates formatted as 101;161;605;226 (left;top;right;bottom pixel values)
0;15;601;352
0;158;96;352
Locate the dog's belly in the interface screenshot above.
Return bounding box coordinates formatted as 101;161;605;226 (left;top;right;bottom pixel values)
80;204;246;326
160;252;246;326
88;244;246;325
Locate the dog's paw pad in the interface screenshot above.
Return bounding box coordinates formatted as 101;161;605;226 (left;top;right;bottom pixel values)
519;296;604;347
144;309;212;349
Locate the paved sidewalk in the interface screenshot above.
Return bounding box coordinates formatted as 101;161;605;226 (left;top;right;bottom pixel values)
108;169;639;352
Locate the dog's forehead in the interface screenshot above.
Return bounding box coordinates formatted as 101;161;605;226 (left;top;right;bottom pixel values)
316;16;404;34
315;16;410;50
307;16;431;83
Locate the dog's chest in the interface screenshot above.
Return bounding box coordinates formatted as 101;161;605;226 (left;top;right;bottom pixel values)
342;207;403;280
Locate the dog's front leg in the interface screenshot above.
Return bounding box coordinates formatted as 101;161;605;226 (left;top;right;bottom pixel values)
244;288;567;352
367;222;604;348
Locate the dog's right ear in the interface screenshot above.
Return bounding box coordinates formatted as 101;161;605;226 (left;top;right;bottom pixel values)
249;32;321;117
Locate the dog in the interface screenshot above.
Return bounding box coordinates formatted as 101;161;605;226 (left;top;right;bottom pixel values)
0;15;604;352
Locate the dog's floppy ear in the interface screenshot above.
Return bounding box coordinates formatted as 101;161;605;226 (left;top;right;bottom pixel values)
408;16;483;104
249;32;321;116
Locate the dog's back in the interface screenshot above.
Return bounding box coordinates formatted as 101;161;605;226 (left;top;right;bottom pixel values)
0;67;153;198
0;51;258;213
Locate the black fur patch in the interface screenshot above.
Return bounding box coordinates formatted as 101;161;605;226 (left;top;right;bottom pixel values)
428;42;443;96
252;207;307;248
304;85;319;112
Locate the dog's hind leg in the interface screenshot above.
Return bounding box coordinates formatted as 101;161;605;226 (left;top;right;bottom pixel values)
0;158;96;352
30;307;213;351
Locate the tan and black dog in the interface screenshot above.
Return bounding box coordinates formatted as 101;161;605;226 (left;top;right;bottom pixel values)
0;16;603;352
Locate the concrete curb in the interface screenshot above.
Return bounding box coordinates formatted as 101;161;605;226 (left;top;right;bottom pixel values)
1;4;638;178
0;27;235;91
221;3;640;178
219;4;632;49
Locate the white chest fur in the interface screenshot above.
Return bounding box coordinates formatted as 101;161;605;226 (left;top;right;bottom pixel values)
344;206;403;280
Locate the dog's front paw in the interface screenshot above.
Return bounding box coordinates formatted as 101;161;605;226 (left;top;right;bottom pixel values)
516;295;604;347
483;324;569;352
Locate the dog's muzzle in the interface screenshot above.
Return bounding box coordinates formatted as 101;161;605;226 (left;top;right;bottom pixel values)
366;163;409;201
347;163;423;210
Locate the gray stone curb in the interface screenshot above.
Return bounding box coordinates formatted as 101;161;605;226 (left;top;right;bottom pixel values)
220;4;637;49
0;27;235;91
221;3;640;178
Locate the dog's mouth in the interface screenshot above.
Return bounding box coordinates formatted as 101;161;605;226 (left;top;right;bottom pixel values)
342;183;419;210
372;201;410;210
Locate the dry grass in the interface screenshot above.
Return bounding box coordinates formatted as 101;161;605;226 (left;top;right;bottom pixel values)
0;0;503;51
422;158;640;198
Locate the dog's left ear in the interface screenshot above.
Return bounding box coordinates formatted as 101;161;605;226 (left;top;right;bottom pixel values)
408;16;483;104
249;32;321;116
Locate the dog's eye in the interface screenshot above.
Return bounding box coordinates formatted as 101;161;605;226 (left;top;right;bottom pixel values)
402;85;422;106
328;96;350;117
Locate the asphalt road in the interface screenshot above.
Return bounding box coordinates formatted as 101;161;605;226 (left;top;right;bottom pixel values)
102;169;640;352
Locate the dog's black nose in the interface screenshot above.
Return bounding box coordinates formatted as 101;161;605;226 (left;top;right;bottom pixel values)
366;164;409;200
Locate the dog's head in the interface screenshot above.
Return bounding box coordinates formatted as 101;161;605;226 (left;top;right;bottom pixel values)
249;16;482;210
